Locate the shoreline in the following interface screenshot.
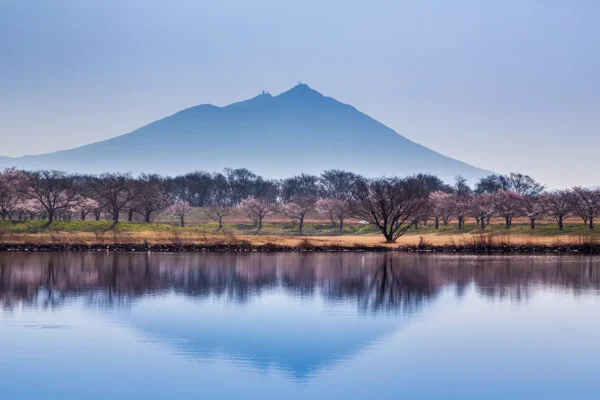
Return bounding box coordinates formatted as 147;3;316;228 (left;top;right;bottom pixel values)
2;242;600;254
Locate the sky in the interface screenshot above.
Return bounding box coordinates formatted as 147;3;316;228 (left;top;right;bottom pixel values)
0;0;598;188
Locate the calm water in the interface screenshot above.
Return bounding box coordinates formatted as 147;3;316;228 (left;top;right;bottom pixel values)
1;252;599;399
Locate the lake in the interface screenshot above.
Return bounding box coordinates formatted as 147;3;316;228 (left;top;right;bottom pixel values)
1;252;599;399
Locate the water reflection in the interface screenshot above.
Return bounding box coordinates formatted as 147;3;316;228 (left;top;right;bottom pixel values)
1;252;599;311
2;253;600;398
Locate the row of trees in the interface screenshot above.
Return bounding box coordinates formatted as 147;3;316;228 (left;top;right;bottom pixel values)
1;167;598;242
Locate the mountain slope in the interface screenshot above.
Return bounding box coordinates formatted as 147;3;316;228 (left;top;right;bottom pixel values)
0;84;491;182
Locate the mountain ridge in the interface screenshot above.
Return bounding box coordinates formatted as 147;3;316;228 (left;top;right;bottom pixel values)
0;84;492;182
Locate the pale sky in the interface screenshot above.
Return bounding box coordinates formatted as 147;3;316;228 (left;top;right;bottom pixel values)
1;0;598;187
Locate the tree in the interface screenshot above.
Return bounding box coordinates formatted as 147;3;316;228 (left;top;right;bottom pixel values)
18;170;81;225
471;194;495;230
320;170;360;199
204;173;233;230
167;171;213;207
475;173;545;196
542;191;572;231
136;174;171;223
14;198;43;221
316;198;348;231
167;201;192;227
571;187;600;230
238;197;278;232
71;198;99;221
281;174;320;234
87;173;144;224
475;174;510;194
225;168;261;205
349;177;429;243
492;190;523;229
520;195;545;230
428;191;454;229
506;173;545;196
0;168;21;220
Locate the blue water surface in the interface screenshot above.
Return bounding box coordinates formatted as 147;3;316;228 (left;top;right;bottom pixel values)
1;252;599;399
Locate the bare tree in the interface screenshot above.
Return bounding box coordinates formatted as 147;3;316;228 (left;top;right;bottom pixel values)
281;174;320;234
349;177;429;243
87;172;144;224
320;170;360;199
204;173;233;230
18;170;81;225
135;174;171;223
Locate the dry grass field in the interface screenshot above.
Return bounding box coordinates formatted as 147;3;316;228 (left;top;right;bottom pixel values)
2;209;600;248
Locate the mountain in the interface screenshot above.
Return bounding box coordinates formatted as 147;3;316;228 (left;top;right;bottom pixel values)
0;84;491;182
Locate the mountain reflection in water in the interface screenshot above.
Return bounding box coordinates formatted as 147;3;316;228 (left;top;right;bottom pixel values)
1;252;599;311
2;252;600;399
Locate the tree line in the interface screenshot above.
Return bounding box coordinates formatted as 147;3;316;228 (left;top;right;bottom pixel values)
1;167;599;242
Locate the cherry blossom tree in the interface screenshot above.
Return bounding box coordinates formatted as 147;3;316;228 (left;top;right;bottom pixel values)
238;197;278;232
471;194;495;230
541;190;572;231
520;195;546;230
167;201;192;227
451;193;472;230
18;170;81;225
71;198;100;221
428;191;454;229
570;187;600;230
492;190;524;229
316;198;348;231
0;168;21;220
282;197;318;234
14;199;43;221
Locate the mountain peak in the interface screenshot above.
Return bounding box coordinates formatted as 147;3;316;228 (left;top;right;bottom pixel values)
277;83;323;99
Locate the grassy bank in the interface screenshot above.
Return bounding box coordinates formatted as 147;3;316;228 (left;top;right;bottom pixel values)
2;219;600;251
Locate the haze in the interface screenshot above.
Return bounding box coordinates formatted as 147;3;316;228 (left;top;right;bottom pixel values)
1;0;598;187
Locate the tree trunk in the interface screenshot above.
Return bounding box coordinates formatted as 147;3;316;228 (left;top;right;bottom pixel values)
180;216;184;227
258;217;263;232
113;212;119;224
384;232;394;243
590;217;594;230
435;218;439;230
299;215;304;234
128;210;134;222
505;216;510;230
218;217;223;231
414;219;419;231
530;218;535;230
47;210;54;225
558;216;564;231
145;214;151;223
480;217;485;230
339;216;344;232
81;211;86;221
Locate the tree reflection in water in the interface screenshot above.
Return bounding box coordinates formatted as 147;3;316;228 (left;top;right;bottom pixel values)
1;252;599;312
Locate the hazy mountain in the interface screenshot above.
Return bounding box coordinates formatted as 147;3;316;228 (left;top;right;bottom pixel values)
0;84;491;182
